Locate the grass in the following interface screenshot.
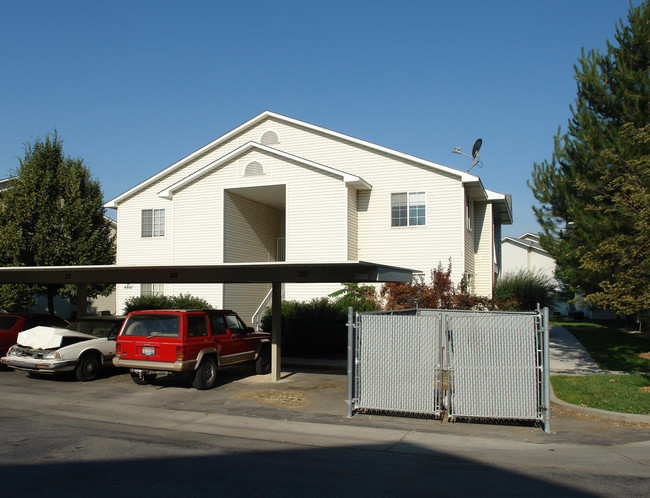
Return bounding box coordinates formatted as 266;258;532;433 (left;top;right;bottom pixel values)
551;318;650;372
549;318;650;414
551;374;650;415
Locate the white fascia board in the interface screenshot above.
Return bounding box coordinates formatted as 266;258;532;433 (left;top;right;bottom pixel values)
157;141;370;199
502;237;550;256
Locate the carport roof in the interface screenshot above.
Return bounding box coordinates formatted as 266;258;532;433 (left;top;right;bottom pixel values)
0;261;415;285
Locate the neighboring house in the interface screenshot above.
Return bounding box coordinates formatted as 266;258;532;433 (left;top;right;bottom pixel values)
105;111;513;324
501;233;556;279
501;233;615;319
0;177;117;318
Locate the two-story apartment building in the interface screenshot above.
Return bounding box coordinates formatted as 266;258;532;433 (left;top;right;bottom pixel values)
105;112;512;321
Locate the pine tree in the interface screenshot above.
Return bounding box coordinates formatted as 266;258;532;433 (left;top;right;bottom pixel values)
0;133;115;313
529;1;650;316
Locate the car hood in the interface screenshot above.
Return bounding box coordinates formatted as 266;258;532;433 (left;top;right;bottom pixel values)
16;326;95;349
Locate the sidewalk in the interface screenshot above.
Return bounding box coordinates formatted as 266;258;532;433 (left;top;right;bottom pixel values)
549;325;650;424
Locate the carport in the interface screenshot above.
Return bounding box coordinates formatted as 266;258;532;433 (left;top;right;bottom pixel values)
0;261;413;381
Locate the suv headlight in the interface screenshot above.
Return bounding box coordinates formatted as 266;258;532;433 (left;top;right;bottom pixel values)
42;350;61;360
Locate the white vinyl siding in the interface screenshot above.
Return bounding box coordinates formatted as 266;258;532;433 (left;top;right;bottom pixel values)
111;114;504;310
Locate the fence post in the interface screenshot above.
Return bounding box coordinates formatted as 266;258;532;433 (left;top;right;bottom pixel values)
346;306;355;418
543;307;551;433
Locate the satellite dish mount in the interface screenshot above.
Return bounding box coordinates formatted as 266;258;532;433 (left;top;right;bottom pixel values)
452;138;483;173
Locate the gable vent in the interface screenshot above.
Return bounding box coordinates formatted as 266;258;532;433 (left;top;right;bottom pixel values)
244;161;265;176
260;130;279;145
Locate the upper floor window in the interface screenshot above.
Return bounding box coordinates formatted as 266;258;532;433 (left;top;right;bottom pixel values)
391;192;425;227
142;209;165;237
465;195;473;230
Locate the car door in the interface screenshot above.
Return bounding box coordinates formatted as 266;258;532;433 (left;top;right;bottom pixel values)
224;313;254;356
185;314;211;362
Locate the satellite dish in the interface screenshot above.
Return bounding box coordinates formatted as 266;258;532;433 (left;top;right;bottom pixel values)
472;138;482;159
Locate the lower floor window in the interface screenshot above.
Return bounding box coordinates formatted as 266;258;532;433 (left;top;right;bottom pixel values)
141;283;164;296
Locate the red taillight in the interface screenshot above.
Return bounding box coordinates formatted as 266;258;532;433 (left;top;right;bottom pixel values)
116;343;122;357
176;346;185;361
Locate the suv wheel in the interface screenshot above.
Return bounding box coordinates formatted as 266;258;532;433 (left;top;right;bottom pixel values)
75;353;101;381
254;345;271;375
192;356;218;390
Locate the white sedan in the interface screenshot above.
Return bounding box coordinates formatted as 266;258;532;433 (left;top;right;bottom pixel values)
1;316;125;381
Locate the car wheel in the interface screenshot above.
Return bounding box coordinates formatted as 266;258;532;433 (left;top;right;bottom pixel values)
192;356;217;390
130;372;157;385
75;354;101;381
254;346;271;375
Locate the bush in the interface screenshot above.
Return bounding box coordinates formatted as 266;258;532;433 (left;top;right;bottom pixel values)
380;263;492;310
493;269;556;311
123;293;214;314
261;298;348;356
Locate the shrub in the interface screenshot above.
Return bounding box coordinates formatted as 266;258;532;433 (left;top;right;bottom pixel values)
493;269;556;311
261;298;348;356
380;263;492;310
123;293;214;314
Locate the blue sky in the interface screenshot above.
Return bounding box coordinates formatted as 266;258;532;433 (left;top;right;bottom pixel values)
0;1;640;237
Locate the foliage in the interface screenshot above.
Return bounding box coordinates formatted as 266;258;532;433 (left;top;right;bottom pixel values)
380;263;492;310
528;2;650;316
261;298;347;356
554;319;650;372
492;269;557;311
0;133;115;313
329;282;379;313
551;374;650;415
123;293;214;313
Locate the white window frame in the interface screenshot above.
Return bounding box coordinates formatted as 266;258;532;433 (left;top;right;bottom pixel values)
141;209;165;238
391;191;426;227
141;283;164;296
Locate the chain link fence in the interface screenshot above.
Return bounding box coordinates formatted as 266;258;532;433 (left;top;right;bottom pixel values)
347;308;551;431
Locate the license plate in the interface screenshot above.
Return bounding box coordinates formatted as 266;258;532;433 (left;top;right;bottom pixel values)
142;347;155;356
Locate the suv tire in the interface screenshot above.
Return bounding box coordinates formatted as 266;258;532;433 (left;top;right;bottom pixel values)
254;345;271;375
192;356;218;390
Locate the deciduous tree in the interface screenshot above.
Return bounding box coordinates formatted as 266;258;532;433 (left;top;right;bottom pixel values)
0;133;115;313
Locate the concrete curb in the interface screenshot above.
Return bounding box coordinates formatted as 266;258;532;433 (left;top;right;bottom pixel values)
550;384;650;425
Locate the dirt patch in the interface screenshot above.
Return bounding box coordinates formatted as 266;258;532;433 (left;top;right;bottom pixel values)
236;389;310;408
638;352;650;360
641;386;650;393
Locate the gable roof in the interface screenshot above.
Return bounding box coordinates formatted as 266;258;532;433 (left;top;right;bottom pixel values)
156;141;371;200
105;111;490;208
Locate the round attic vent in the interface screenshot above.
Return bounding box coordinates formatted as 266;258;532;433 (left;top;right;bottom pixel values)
244;161;264;176
260;130;279;145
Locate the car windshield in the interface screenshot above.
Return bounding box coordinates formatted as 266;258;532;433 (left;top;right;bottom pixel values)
0;316;20;331
66;319;124;338
122;314;181;338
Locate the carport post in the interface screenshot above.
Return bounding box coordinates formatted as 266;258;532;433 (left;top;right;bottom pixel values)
76;283;87;318
271;281;282;381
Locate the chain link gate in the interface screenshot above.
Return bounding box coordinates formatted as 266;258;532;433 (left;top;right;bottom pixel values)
347;308;551;431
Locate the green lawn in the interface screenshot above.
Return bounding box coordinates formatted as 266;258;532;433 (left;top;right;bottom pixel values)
550;319;650;415
551;374;650;415
551;319;650;372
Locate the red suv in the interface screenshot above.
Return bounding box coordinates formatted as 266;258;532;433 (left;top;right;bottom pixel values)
113;309;271;389
0;313;69;357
